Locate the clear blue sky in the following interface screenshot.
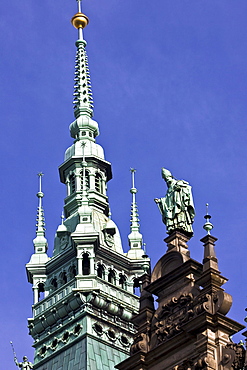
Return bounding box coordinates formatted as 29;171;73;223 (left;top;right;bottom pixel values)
1;0;247;367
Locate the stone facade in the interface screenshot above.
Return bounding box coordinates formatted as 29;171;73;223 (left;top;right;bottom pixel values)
116;231;246;370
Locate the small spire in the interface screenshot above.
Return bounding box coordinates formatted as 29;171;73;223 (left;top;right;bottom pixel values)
33;173;48;253
127;169;144;259
203;203;214;235
130;168;140;234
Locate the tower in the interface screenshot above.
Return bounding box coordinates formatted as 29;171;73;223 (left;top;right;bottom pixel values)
26;2;148;368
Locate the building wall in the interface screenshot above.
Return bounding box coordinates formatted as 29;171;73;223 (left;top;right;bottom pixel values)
34;336;127;370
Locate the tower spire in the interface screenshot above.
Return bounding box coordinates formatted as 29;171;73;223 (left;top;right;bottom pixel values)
127;169;144;259
33;173;48;253
71;6;93;120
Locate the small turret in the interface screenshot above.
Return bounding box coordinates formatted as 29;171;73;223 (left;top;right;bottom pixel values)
26;174;49;304
33;173;48;253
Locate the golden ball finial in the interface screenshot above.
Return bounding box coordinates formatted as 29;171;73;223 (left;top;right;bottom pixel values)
71;12;89;29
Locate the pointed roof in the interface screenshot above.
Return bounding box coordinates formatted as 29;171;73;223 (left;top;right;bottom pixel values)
69;4;99;141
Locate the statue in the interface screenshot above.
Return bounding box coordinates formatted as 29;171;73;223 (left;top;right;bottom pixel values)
14;356;33;370
14;356;33;369
155;168;195;235
11;342;33;370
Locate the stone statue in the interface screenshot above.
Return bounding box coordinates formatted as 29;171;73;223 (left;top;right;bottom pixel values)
155;168;195;235
14;356;33;369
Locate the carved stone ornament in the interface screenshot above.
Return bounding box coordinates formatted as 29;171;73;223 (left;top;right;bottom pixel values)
222;343;246;370
173;356;216;370
153;291;230;345
104;231;114;248
59;234;69;250
130;333;149;355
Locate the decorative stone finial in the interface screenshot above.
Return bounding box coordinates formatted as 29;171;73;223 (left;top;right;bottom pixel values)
56;211;68;233
203;203;214;235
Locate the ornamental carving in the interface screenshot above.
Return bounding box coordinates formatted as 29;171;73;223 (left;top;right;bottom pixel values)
173;356;216;370
154;293;197;343
130;333;149;354
222;343;246;370
153;290;233;345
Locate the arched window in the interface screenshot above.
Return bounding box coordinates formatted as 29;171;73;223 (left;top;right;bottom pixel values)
108;269;116;285
68;265;77;279
82;253;90;275
119;274;127;290
133;278;141;296
38;283;45;301
51;278;58;291
97;264;105;279
95;173;103;193
58;272;67;286
69;174;76;194
80;170;90;191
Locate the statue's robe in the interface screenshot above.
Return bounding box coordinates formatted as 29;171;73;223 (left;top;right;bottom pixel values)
160;179;195;234
15;361;33;370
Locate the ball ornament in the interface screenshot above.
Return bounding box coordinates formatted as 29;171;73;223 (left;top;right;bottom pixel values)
71;12;89;29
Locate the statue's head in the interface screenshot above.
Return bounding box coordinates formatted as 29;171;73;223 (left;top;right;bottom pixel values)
23;356;28;362
161;168;172;182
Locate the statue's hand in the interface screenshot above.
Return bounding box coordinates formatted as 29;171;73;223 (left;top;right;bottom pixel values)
154;198;160;203
174;184;181;191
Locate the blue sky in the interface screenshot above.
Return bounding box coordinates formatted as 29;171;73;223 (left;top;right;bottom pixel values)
1;0;247;367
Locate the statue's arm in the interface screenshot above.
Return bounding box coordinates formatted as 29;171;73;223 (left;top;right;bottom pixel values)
14;358;20;367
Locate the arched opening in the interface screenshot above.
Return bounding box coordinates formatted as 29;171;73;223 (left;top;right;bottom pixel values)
69;174;76;194
38;283;45;301
80;170;90;191
108;269;116;285
59;271;67;286
119;274;127;290
97;264;105;279
68;265;77;280
95;173;103;193
51;277;58;291
133;278;141;296
82;253;90;275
